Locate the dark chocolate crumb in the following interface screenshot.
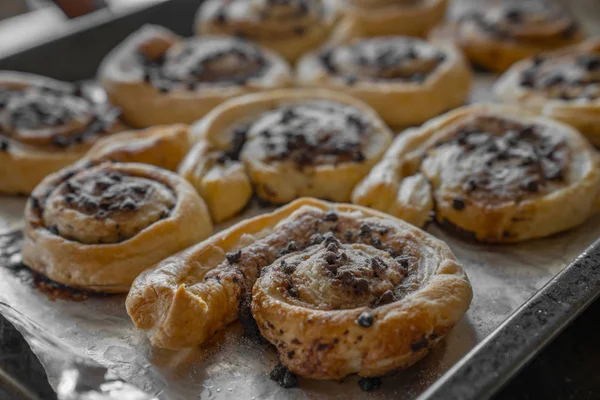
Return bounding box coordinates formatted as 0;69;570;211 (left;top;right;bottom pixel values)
356;311;374;327
452;198;466;211
269;363;298;389
358;377;382;392
287;351;295;359
291;338;301;345
359;223;372;236
411;337;429;352
324;211;338;222
226;250;242;264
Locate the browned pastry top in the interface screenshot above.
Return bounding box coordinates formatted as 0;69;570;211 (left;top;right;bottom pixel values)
0;84;121;151
29;163;176;244
136;36;271;93
423;114;569;205
461;3;580;45
217;100;374;167
202;0;327;40
319;37;446;84
518;52;600;100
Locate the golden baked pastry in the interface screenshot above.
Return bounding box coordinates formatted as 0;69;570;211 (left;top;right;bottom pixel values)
22;162;213;293
98;25;293;127
352;104;600;243
334;0;447;40
178;89;393;223
195;0;338;63
430;3;584;72
0;71;125;195
495;39;600;146
297;36;472;128
82;124;191;171
126;198;472;381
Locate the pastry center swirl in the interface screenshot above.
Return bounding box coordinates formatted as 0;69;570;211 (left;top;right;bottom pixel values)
210;0;325;39
223;101;373;166
423;115;569;203
42;170;176;244
138;38;269;91
276;235;407;309
0;85;121;149
321;38;445;83
520;53;600;100
466;5;579;43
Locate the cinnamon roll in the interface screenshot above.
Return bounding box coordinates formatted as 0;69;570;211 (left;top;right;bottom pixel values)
353;104;600;243
495;39;600;146
98;25;293;128
22;162;213;293
178;89;393;222
335;0;447;41
430;3;584;72
195;0;338;63
82;124;191;171
126;198;472;381
297;37;472;128
0;71;125;195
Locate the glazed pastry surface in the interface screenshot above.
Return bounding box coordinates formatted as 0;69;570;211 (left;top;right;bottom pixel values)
0;71;125;195
353;104;600;242
179;89;393;222
297;36;472;127
126;198;472;380
430;3;584;72
98;25;292;127
495;39;600;145
23;161;213;292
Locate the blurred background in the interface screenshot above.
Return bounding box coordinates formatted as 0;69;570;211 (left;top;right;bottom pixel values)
0;0;164;56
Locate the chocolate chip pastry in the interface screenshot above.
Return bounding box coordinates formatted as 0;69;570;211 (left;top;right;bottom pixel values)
430;3;584;72
353;104;600;243
178;89;393;222
297;37;471;128
126;198;472;381
495;38;600;146
82;124;191;171
334;0;447;41
0;71;125;195
195;0;338;63
22;162;213;292
98;25;292;127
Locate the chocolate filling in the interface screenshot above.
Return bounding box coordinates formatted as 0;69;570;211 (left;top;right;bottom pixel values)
137;38;270;93
320;38;445;83
430;116;568;203
0;85;121;149
519;53;600;100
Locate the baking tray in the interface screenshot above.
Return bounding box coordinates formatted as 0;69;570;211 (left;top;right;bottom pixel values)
1;0;600;399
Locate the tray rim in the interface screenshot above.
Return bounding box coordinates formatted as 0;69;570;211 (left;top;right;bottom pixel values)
1;2;599;399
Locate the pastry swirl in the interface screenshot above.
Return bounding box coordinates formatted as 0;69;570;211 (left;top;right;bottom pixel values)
0;71;124;195
126;198;472;380
335;0;447;40
494;39;600;145
352;104;600;242
23;162;213;292
297;37;472;127
430;3;584;72
195;0;338;63
82;124;191;171
98;25;292;127
179;89;393;222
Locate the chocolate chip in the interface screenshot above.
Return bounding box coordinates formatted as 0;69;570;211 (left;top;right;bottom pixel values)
344;231;353;241
356;311;374;327
48;225;59;235
324;211;338;222
544;74;564;88
505;8;522;23
309;233;324;245
452;198;466;211
226;250;242;264
578;55;600;71
370;257;386;277
287;351;295;359
216;10;227;24
523;180;539;193
347;114;367;133
120;197;136;211
411;337;429;351
269;363;298;389
374;290;395;307
359;223;372;236
281;109;296;124
324;251;338;265
288;287;299;298
371;237;382;249
0;139;8;151
322;233;339;246
358;377;382;392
